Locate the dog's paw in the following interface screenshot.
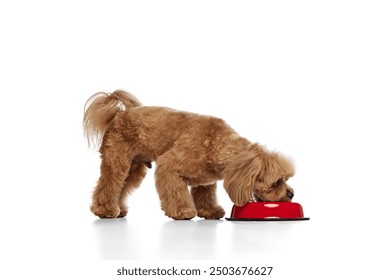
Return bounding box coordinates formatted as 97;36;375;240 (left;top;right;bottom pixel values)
91;204;120;219
197;206;226;219
165;207;197;220
118;209;128;218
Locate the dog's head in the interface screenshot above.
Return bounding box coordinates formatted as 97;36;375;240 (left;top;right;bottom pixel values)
223;145;295;206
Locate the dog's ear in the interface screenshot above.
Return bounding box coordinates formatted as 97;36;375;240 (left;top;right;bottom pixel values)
223;147;295;205
259;153;295;186
223;153;261;206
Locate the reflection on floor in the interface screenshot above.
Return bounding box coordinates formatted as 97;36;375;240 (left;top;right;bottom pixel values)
92;218;311;260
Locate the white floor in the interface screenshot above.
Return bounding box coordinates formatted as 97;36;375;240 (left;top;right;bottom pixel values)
91;217;311;260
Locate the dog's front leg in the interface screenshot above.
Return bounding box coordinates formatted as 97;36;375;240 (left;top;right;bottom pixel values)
191;184;225;219
155;164;197;220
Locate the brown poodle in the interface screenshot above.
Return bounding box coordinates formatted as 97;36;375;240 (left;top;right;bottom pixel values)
83;90;295;220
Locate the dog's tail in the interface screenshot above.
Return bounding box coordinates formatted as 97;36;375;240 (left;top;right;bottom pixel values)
83;89;142;149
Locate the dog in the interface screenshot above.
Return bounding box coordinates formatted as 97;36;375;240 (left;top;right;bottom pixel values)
83;90;295;220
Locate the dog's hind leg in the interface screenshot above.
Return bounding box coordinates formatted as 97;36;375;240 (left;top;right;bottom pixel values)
118;162;149;217
155;160;197;220
90;143;133;218
191;184;225;219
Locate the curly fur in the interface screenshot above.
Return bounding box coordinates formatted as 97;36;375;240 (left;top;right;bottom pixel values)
83;90;142;148
83;90;295;220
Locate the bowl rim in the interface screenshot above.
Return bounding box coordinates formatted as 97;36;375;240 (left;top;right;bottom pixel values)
225;217;310;221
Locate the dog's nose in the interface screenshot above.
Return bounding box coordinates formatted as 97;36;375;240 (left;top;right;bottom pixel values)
287;190;294;200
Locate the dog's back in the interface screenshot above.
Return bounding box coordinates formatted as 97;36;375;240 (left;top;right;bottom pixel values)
84;89;242;163
112;105;237;162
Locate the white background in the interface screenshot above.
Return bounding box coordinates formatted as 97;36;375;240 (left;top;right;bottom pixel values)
1;0;389;279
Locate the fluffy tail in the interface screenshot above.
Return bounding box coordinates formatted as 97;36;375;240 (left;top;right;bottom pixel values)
83;89;142;149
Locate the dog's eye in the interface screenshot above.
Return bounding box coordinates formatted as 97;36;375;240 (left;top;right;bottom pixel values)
272;178;284;188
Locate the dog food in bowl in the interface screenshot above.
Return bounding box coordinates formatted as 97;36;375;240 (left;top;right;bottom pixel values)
226;202;309;221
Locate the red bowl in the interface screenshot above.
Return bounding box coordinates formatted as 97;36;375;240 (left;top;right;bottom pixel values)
226;202;309;221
